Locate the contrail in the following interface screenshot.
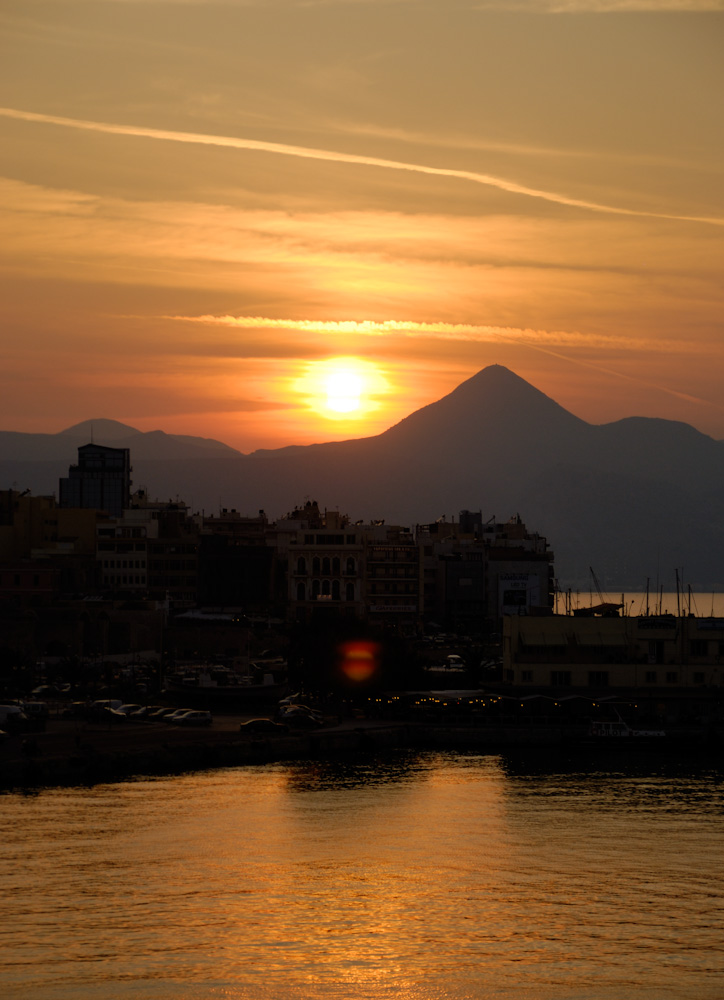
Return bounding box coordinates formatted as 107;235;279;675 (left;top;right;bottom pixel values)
163;313;690;354
165;312;719;409
2;106;722;225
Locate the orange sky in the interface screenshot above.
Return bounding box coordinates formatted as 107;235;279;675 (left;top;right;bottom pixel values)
1;1;723;452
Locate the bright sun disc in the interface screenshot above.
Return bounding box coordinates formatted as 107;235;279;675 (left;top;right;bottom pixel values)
326;371;363;412
293;356;390;424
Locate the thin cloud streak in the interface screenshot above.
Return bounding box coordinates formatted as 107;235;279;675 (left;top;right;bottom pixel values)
525;344;719;409
163;313;695;354
2;107;722;226
473;1;724;10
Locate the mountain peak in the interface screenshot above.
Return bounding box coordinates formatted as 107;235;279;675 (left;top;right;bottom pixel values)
381;363;585;449
58;419;141;441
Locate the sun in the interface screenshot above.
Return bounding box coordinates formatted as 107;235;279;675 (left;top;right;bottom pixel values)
294;356;388;422
325;370;363;412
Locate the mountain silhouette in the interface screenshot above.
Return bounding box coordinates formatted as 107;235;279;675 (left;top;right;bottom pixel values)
2;364;723;589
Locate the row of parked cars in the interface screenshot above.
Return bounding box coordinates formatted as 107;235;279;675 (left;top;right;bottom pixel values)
239;700;326;735
61;701;213;726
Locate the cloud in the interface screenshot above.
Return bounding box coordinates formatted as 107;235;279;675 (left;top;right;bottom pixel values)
472;1;724;10
163;313;697;354
2;106;722;225
30;0;724;7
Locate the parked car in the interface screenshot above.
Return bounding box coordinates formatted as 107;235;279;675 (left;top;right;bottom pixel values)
130;705;165;719
239;718;288;735
97;706;128;723
0;706;29;731
146;707;177;720
21;702;50;720
279;704;324;723
162;708;197;724
116;704;144;716
282;708;325;729
174;710;212;727
90;699;124;715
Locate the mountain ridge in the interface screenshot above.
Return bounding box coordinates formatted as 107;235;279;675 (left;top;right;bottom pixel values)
2;365;723;588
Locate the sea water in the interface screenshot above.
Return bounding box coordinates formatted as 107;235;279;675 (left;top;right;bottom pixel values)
1;750;723;999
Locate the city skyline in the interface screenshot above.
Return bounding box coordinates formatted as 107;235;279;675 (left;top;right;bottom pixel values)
2;0;723;450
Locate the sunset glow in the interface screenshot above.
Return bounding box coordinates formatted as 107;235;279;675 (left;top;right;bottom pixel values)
0;2;722;450
292;358;390;426
325;370;363;413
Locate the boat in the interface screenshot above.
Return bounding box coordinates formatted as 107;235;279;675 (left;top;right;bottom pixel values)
589;719;666;739
587;709;666;744
163;662;288;702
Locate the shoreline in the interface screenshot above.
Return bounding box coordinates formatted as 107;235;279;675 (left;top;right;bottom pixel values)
2;717;721;791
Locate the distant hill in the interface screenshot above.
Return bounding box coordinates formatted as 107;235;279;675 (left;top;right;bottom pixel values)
2;365;723;589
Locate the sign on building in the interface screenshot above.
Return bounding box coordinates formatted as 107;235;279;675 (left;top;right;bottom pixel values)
498;572;540;616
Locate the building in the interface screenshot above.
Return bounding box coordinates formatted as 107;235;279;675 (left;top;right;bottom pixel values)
504;612;724;691
59;443;131;516
197;507;275;611
417;512;554;632
363;523;422;633
276;501;366;622
0;489;104;602
96;493;199;604
273;501;422;631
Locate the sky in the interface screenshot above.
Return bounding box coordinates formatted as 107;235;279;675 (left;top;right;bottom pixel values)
1;0;723;452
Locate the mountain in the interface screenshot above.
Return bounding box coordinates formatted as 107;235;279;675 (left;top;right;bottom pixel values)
2;365;723;589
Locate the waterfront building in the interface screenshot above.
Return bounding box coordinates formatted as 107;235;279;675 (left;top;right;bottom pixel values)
504;612;724;691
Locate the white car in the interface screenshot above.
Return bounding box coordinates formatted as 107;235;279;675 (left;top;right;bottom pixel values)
174;710;212;727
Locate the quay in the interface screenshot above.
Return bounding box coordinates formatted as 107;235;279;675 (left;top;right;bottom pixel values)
1;710;719;791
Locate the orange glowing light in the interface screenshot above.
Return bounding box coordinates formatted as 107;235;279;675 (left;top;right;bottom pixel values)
325;370;363;412
338;640;381;684
293;357;390;423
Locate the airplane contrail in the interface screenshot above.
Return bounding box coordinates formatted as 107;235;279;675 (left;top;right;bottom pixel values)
1;106;722;226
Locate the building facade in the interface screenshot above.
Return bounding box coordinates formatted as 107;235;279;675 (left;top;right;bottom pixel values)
504;613;724;690
59;443;131;517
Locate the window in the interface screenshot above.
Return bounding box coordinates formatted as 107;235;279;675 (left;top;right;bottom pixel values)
550;671;571;686
346;557;356;575
332;556;340;575
346;582;355;602
666;671;678;684
588;671;609;687
693;672;705;684
312;580;320;598
321;579;330;596
690;640;708;657
296;556;306;575
645;671;657;683
312;557;320;575
332;580;340;601
296;582;305;601
322;557;331;576
521;670;533;683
